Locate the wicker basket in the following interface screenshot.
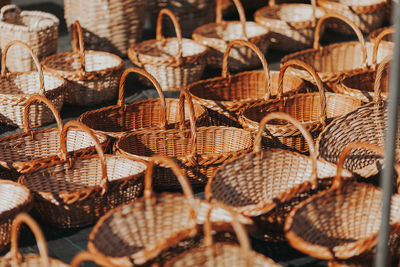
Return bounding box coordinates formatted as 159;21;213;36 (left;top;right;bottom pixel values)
0;213;67;266
192;0;269;71
254;0;326;52
0;181;32;252
369;26;393;43
284;142;400;261
0;4;58;72
206;112;352;241
41;21;125;106
128;9;207;91
187;39;307;127
239;59;363;154
64;0;146;57
70;251;114;267
79;67;209;140
19;120;147;228
0;40;65;128
115;90;254;189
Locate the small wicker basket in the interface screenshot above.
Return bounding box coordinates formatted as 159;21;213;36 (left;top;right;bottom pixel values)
41;20;125;106
0;4;59;72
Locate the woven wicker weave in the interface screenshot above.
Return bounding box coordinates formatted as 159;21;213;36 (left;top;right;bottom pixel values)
0;181;32;252
64;0;146;57
285;142;400;261
128;9;207;91
79;67;209;139
187;39;307;127
0;213;67;266
19;121;147;228
192;0;269;71
0;40;65;128
115;90;254;189
0;4;58;72
239;59;362;154
206;112;352;241
41;21;125;106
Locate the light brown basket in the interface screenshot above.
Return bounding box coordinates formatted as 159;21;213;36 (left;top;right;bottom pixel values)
192;0;269;71
0;213;67;266
128;9;207;91
63;0;146;57
0;40;65;128
206;112;352;241
187;39;307;127
0;4;58;72
115;90;254;189
254;0;326;52
19;121;147;228
0;181;32;252
284;142;400;261
239;60;363;154
79;67;209;139
41;21;125;106
369;26;393;43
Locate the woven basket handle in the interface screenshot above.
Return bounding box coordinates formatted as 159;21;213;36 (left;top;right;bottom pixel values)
373;55;392;102
254;112;318;185
0;4;21;20
203;204;252;266
371;27;394;67
9;213;50;267
222;40;271;99
117;67;167;129
1;40;45;94
72;21;86;73
156;9;183;61
143;156;197;221
24;94;63;136
278;59;327;126
314;14;367;68
59;121;109;194
70;251;112;267
179;90;198;158
216;0;248;39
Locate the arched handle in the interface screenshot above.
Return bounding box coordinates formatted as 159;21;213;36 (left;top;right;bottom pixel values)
156;9;183;61
216;0;248;39
24;94;63;136
70;251;112;267
0;4;21;20
1;40;45;94
278;59;327;126
314;14;367;68
10;213;50;267
373;55;392;102
72;21;86;74
371;27;394;67
143;155;197;221
117;67;167;130
179;90;198;159
222;40;271;99
58;121;109;195
254;112;318;187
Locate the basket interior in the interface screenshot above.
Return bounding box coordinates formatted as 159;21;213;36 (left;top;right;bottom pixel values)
0;73;63;95
1;12;56;29
195;22;267;42
341;68;389;94
257;4;325;23
0;182;29;213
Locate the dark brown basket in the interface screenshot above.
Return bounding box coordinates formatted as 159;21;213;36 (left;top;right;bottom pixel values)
19;121;147;228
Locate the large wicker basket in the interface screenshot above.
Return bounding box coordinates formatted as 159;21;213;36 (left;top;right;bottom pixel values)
41;21;125;106
0;4;58;72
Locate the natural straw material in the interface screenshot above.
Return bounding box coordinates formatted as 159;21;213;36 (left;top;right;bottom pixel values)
19;121;147;228
206;112;352;241
0;40;65;128
0;213;67;266
70;252;114;267
239;60;362;154
79;67;208;139
0;181;32;252
129;9;207;91
64;0;146;57
369;26;393;43
187;39;306;127
0;4;58;72
41;21;125;106
285;142;400;261
192;0;269;70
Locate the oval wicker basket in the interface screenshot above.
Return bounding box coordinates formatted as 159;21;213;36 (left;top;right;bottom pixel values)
41;20;125;106
79;67;209;140
19;121;147;228
192;0;269;71
0;40;65;128
0;4;59;72
128;9;207;91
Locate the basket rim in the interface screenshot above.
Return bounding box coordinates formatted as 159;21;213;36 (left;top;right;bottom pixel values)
0;253;68;266
0;9;59;32
0;180;32;222
316;0;386;13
